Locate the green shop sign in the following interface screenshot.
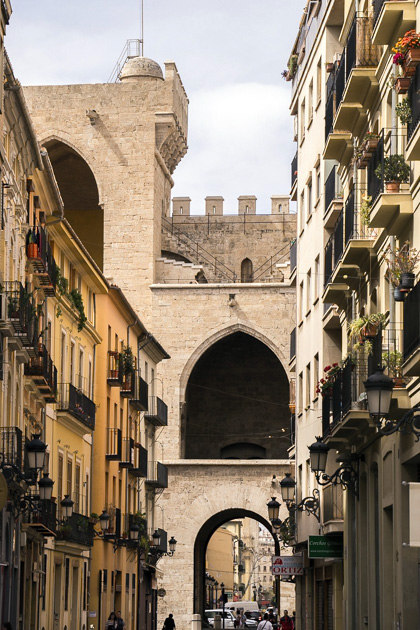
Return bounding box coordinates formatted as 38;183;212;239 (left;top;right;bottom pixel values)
309;534;343;559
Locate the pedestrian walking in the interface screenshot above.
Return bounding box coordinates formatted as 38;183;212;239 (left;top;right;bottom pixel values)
291;611;295;630
257;613;273;630
115;611;126;629
105;612;117;629
279;610;294;630
163;613;176;630
234;610;241;628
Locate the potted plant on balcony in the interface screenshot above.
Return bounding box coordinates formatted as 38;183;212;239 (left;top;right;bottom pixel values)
395;97;412;125
315;363;341;397
360;195;372;228
348;313;387;341
27;230;38;259
392;30;420;76
361;131;380;153
281;54;298;82
382;350;405;387
374;154;410;192
386;241;420;291
121;343;135;391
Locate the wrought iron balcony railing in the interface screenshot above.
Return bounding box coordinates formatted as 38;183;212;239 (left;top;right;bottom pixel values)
23;498;57;536
145;397;168;426
0;426;23;469
57;383;96;430
105;428;122;461
26;226;57;295
129;444;148;478
291;152;298;188
4;281;38;352
290;240;297;274
107;351;123;386
146;461;168;488
129;375;148;411
290;328;296;361
408;62;420;142
57;512;94;547
24;344;57;402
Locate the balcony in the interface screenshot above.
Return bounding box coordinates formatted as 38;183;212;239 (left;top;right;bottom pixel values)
129;444;148;478
105;428;122;460
321;357;376;450
323;211;350;305
334;19;379;133
0;426;23;469
26;226;57;296
324;166;343;228
290;152;298;201
403;280;420;375
107;351;123;386
323;303;341;330
372;0;415;46
340;190;377;269
57;383;96;431
367;131;412;233
324;131;353;161
24;344;57;403
144;396;168;426
23;499;57;536
120;437;134;468
4;282;38;355
406;63;420;160
120;369;135;398
146;461;168;489
56;512;94;547
289;240;297;286
129;375;148;411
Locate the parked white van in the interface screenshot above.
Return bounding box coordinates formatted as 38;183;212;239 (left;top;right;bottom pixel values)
205;610;236;628
225;602;260;613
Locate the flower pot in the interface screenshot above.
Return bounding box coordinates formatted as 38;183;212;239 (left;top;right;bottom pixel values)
405;48;420;69
326;62;334;73
400;272;415;289
27;243;38;258
365;139;379;151
110;370;118;379
361;323;379;338
385;181;401;193
395;77;411;94
392;376;405;388
288;403;296;414
394;286;405;301
357;158;369;169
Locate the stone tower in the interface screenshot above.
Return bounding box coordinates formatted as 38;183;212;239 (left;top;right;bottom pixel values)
23;56;188;318
23;55;297;627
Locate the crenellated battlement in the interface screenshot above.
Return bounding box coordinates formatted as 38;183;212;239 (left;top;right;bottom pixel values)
172;195;290;216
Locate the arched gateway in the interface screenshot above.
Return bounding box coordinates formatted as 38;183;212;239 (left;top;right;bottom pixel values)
23;60;297;630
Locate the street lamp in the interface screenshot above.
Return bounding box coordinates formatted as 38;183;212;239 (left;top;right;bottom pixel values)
168;536;177;554
60;495;74;519
99;510;110;533
279;472;320;522
38;473;54;501
267;497;281;521
308;438;358;493
364;368;420;438
25;434;47;471
152;529;161;547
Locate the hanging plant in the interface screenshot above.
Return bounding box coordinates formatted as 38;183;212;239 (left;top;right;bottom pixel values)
348;313;387;340
395;97;412;125
69;289;87;332
315;363;341;397
360;195;372;227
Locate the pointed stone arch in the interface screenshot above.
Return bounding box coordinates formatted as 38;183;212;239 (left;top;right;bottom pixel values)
179;324;290;460
42;135;104;269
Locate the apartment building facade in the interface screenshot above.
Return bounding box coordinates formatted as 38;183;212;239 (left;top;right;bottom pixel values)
288;0;420;629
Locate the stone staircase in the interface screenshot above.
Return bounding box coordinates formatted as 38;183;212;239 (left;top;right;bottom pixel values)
155;255;205;284
160;226;237;283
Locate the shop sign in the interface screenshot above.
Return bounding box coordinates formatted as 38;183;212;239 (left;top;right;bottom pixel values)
271;555;304;575
309;534;343;558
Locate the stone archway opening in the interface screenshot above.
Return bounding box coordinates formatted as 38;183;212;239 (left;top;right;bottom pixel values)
194;509;280;615
184;332;290;459
44;139;103;269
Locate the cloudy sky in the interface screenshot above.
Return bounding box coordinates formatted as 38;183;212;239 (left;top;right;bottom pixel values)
6;1;304;215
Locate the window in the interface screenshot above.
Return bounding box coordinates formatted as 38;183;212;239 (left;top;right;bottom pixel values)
79;348;84;387
298;372;303;414
300;99;306;139
75;464;81;513
306;363;311;408
316;57;322;104
307;179;313;219
308;80;314;123
88;360;92;398
67;459;72;498
314;353;319;398
306;269;312;313
299;281;304;322
300;189;305;232
316;168;321;203
70;341;75;386
64;558;70;610
314;256;320;302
